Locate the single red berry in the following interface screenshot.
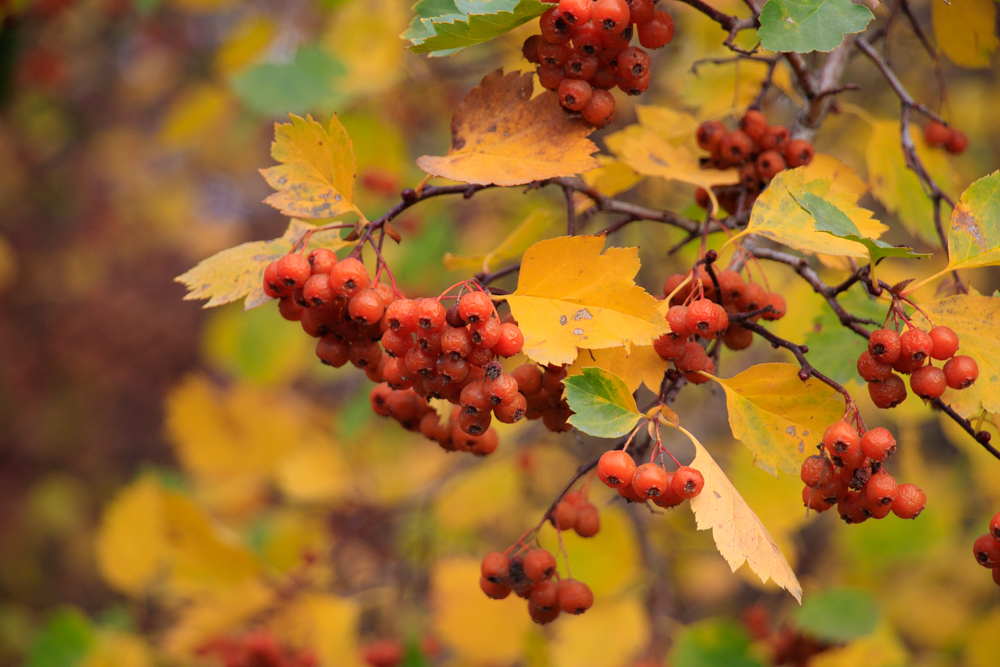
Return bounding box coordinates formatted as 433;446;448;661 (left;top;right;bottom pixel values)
740;110;768;141
685;299;720;338
480;575;511;600
892;352;926;375
441;326;473;359
329;257;370;297
522;34;543;64
945;129;968;154
800;454;834;487
523;548;558;582
823;421;863;468
278;296;304;321
928;325;960;360
636;10;674;49
494;393;527;423
457;291;492;324
715;269;745;305
722;325;753;350
414;298;446;332
761;293;786;320
574;502;600;537
471;318;502;348
616;70;649;96
653;333;687;360
943;355;978;389
600;23;632;50
910;365;947;400
672;466;705;498
869;375;908;409
581;88;615;127
696;120;726;152
573;21;603;54
974;533;1000;567
862;492;893;520
990;511;1000;541
486;373;519;406
538;41;569;66
857;351;893;383
481;551;510;582
276;253;311;289
803;485;833;512
756;150;786;180
860;427;896;462
528;579;559;611
537;63;566;91
589;63;618;90
558;0;593;25
558;78;593;111
865;470;899;507
528;601;561;624
592;0;630;33
348;288;386;325
900;328;934;365
306;247;338;275
891;483;926;519
511;364;542;395
783;139;814;168
666;305;691;338
719;130;754;165
557;579;593;614
361;640;403;667
923;121;950;147
675;341;709;373
385;298;417;333
759;125;790;152
493;323;524;358
868;329;902;364
626;0;655;22
467;345;496;367
616;47;650;80
540;7;573;43
263;261;288;298
632;463;669;498
737;282;767;312
838;492;868;524
564;50;599;80
551;500;578;530
316;335;350;367
598;450;636;488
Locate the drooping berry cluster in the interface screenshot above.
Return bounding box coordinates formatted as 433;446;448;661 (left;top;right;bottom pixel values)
197;633;316;667
370;387;501;455
923;121;968;155
859;325;977;409
597;450;704;507
653;266;786;376
800;422;926;524
550;489;602;536
972;510;1000;587
480;544;594;624
694;110;815;215
522;0;675;127
511;362;575;432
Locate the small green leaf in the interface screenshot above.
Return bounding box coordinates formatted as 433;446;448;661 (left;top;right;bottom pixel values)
794;191;929;269
794;587;880;641
27;608;93;667
563;367;641;438
670;618;764;667
758;0;873;53
231;46;347;117
405;0;549;56
803;287;886;385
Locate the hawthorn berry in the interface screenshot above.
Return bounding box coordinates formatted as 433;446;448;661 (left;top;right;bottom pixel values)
865;470;899;507
862;493;893;519
540;7;573;43
838;492;868;524
592;0;630;33
574;503;600;537
348;288;385;325
511;364;542;395
928;325;960;360
943;355;978;389
263;261;288;298
723;325;753;350
329;258;370;297
552;500;578;530
910;365;947;400
307;247;338;275
945;129;968;154
276;253;311;289
529;579;560;611
523;548;557;582
278;296;304;321
637;10;674;49
581;88;616;127
719;130;754;165
538;63;566;91
557;579;594;614
617;47;651;80
991;511;1000;541
900;328;933;364
759;125;790;152
686;299;721;337
891;483;926;519
558;78;592;110
522;35;543;64
316;335;350;368
598;450;636;488
481;551;510;582
573;21;603;54
740;110;768;141
803;485;833;512
697;120;726;152
868;329;902;363
654;332;687;360
973;533;1000;568
480;575;512;600
783;139;814;168
860;427;896;462
528;601;561;624
632;462;669;498
672;466;705;498
800;454;834;487
869;374;908;408
761;293;786;320
924;121;951;147
737;282;767;312
626;0;655;22
558;0;592;25
823;421;864;468
756;150;786;180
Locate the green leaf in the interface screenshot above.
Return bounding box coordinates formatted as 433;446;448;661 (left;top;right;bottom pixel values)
803;287;887;385
947;170;1000;271
231;46;347;117
758;0;874;53
794;191;929;270
405;0;549;56
794;587;880;641
563;367;641;438
27;608;93;667
670;618;764;667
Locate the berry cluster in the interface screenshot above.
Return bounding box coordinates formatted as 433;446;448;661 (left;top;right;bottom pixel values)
800;422;926;524
923;121;968;155
597;450;704;507
858;325;978;409
512;362;575;432
480;545;594;624
522;0;675;128
972;510;1000;587
198;633;316;667
653;267;786;376
694;110;815;215
741;604;830;665
551;489;602;536
263;250;531;453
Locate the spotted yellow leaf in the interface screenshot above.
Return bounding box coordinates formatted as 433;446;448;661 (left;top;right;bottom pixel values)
504;235;667;366
946;171;1000;271
567;344;671;394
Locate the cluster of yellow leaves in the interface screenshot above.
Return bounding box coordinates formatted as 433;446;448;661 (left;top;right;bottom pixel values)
504;235;667;366
416;69;600;186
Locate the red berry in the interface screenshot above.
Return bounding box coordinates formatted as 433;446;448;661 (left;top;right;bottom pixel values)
759;125;790;152
653;333;687;360
803;485;833;512
598;450;636;488
458;291;492;324
943;355;978;389
481;551;510;582
761;293;786;320
493;323;524;358
616;47;650;80
675;341;709;373
551;500;578;530
558;0;593;25
600;23;632;50
574;503;600;537
361;640;402;667
511;364;542;395
722;325;753;350
573;21;603;55
537;63;565;91
278;296;304;321
528;601;561;624
737;282;766;312
719;130;754;165
558;78;592;111
900;328;933;364
592;0;630;33
696;120;726;152
486;373;519;406
617;70;649;96
529;579;559;611
974;533;1000;567
869;375;908;408
910;365;947;400
632;462;669;498
928;325;960;360
480;575;511;600
891;483;926;519
589;63;617;90
306;248;337;275
626;0;654;23
316;335;350;367
276;253;311;289
857;351;893;383
924;121;950;147
557;579;593;614
522;34;543;64
783;139;813;168
945;129;968;154
329;257;369;297
565;50;599;80
868;329;902;364
823;422;863;468
666;305;691;338
471;318;501;348
385;298;417;333
990;511;1000;541
672;466;705;498
580;88;615;127
540;7;573;43
263;261;288;298
538;41;569;66
860;427;896;462
494;393;527;423
685;299;721;338
800;454;834;487
523;548;558;582
862;492;893;520
740;110;767;140
755;150;786;180
864;470;898;507
348;288;385;326
636;10;674;49
838;492;868;524
415;298;447;332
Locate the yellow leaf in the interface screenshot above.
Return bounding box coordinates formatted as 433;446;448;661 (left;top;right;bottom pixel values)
443;208;557;272
912;295;1000;417
683;58;797;119
416;69;599;187
686;428;802;601
866;120;959;244
432;557;532;663
95;476;167;595
801;153;868;197
176;219;352;309
277;443;351;504
215;16;276;76
567;345;670;394
81;632;153;667
810;624;909;667
323;0;406;97
964;609;1000;667
163;579;275;656
710;363;846;475
549;595;649;667
635;105;701;142
260;114;360;219
272;594;361;667
738;168;887;257
159;83;233;149
435;457;524;532
932;0;998;69
504;235;667;366
946;170;1000;271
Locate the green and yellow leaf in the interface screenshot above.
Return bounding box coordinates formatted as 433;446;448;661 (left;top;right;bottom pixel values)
567;344;670;394
563;367;642;438
946;171;1000;271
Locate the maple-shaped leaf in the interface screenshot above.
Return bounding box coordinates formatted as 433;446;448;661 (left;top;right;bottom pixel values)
416;69;600;186
709;363;845;476
504;235;667;366
758;0;873;54
684;429;803;602
176;219;352;309
567;345;670;395
912;294;1000;418
946;171;1000;272
260;113;361;219
734;167;886;257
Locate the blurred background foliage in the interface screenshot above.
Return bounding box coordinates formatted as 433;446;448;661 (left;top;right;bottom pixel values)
0;0;999;666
